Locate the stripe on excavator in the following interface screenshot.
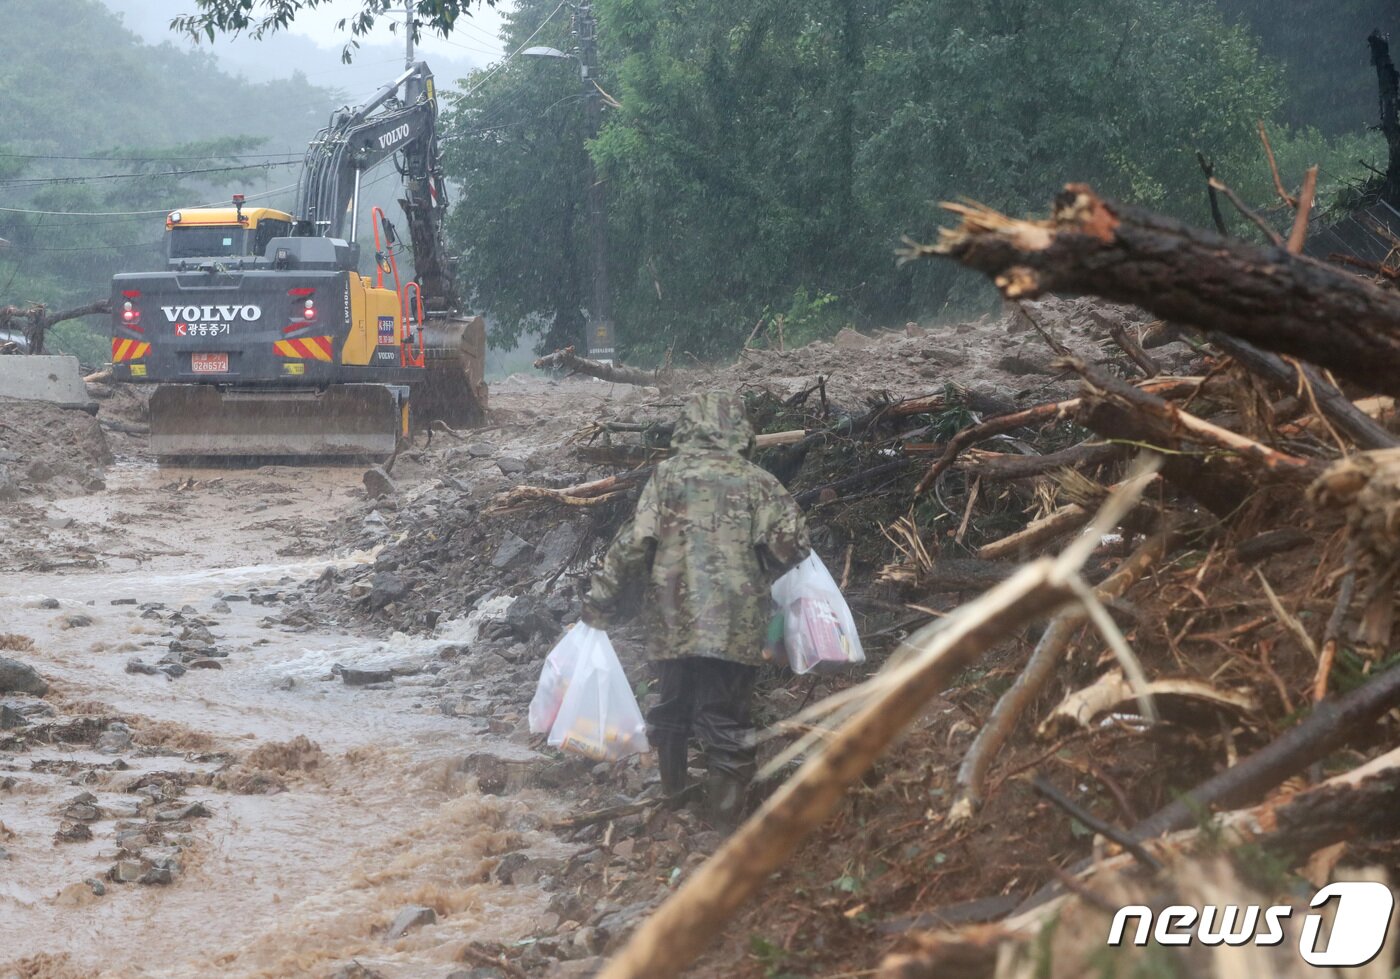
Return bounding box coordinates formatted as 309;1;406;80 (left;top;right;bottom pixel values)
273;337;333;361
112;338;150;362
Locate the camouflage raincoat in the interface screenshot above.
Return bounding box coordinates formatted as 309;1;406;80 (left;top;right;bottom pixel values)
584;391;810;666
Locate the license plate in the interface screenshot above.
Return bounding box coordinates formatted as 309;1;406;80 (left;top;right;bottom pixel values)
191;352;229;374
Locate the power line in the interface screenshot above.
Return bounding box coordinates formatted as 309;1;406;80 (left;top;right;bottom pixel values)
0;150;301;163
440;93;588;143
447;0;569;105
438;36;504;58
22;241;164;253
0;160;300;187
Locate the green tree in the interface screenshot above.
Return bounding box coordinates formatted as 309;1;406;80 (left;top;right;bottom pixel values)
441;0;1382;364
0;1;339;359
588;0;1298;357
441;0;592;352
853;0;1286;311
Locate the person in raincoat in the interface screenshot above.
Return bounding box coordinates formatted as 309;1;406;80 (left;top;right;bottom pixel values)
582;390;810;828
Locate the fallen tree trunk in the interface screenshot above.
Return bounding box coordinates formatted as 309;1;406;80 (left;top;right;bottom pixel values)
0;299;110;355
534;346;675;388
958;441;1121;480
907;186;1400;397
915;376;1202;496
1070;359;1321;478
974;502;1091;562
488;470;651;513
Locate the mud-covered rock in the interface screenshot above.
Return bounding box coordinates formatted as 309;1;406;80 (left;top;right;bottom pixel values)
490;532;533;569
505;595;558;642
108;859;146;883
363;465;397;499
339;666;394;686
365;571;410;611
328;963;387;979
54;821;93;843
96;723;133;753
0;656;48;696
535;522;582;568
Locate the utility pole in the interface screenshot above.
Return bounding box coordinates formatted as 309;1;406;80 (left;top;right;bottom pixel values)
576;1;615;364
404;0;415;67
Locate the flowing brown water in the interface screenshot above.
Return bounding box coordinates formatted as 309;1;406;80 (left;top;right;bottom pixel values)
0;460;566;978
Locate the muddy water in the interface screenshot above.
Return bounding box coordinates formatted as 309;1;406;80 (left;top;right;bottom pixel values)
0;459;568;978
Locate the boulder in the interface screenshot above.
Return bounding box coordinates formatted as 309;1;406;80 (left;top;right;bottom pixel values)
362;465;397;499
365;572;410;611
490;532;533;570
0;657;48;696
505;595;558;641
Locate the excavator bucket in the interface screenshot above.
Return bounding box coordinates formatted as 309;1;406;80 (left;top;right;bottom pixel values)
149;384;407;463
414;314;488;428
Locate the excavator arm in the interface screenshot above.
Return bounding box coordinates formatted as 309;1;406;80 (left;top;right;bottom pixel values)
293;61;455;308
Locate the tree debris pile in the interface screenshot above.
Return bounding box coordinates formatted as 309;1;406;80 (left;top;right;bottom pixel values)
309;251;1400;975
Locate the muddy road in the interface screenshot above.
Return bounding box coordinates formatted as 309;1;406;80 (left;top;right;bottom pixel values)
0;380;638;978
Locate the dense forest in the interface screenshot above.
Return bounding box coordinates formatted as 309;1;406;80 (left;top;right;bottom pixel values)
449;0;1397;359
3;0;1399;364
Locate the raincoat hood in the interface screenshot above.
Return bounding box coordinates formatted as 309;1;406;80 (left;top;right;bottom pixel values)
672;391;756;456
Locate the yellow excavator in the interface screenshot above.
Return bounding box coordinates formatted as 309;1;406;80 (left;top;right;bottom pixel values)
109;61;486;460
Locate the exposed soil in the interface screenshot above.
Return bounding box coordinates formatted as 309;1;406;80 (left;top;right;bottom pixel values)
0;395;111;501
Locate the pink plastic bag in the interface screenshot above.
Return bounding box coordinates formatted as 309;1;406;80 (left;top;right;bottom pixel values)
771;553;866;675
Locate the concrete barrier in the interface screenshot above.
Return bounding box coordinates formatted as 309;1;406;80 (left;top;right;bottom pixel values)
0;355;95;412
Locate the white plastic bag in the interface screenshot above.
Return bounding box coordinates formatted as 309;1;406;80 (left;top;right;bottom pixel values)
542;626;650;761
528;623;596;735
771;552;866;674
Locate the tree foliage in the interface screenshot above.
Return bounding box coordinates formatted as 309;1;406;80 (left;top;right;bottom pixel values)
1214;0;1400;135
171;0;495;61
445;0;1379;361
441;0;591;352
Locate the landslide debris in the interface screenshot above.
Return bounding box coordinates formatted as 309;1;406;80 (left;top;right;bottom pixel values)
302;292;1400;979
0;395;111;499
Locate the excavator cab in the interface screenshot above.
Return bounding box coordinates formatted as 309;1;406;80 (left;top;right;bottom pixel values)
164;199;295;268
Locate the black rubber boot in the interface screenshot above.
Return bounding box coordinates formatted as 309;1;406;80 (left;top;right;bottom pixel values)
703;770;747;832
656;733;692;807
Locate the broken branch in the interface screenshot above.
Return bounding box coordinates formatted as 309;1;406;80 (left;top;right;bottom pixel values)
534;346;676;388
